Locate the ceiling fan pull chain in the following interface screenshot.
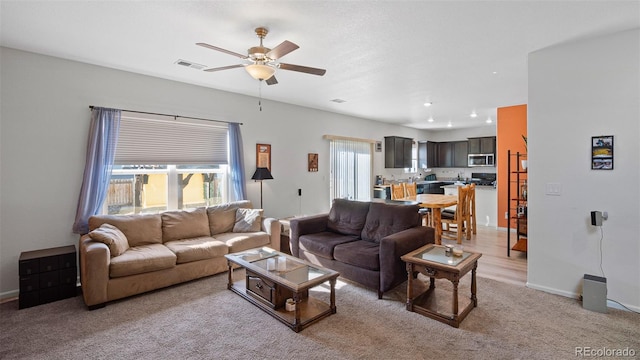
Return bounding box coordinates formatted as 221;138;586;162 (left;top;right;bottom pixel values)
258;80;263;111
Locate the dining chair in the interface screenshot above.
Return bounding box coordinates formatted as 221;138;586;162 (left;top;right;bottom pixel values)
403;182;431;226
468;183;477;234
403;182;417;197
440;185;471;243
390;183;405;200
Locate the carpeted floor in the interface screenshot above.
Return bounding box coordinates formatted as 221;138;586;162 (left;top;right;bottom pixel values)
1;271;638;360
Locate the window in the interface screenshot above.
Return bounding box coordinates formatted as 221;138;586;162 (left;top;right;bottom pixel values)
104;112;230;215
328;137;373;202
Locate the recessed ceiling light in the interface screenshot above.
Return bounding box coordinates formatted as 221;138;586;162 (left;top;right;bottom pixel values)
486;117;493;124
428;117;434;123
492;71;498;75
330;99;347;103
470;111;477;118
447;122;452;128
424;102;432;107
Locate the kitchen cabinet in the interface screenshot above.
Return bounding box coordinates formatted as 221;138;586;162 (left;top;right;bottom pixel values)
453;141;469;167
468;137;496;154
427;142;438;168
384;136;413;168
436;141;468;168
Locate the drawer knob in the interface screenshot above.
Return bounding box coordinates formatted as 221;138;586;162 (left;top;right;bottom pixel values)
255;282;263;290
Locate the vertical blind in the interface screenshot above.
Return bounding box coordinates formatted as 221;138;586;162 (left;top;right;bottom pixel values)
329;138;372;202
114;112;229;165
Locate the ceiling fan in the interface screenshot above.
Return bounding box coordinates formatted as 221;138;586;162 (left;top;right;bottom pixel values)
196;27;326;85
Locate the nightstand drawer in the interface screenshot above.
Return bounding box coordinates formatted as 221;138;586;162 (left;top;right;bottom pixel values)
20;274;40;293
39;256;59;272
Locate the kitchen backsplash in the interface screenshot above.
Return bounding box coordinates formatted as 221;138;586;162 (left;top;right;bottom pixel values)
377;167;497;183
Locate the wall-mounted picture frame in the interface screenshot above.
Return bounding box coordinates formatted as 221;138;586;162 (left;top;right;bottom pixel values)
591;135;613;170
308;153;318;172
256;143;271;171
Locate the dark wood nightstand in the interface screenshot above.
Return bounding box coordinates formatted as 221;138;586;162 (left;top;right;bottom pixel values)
19;245;77;309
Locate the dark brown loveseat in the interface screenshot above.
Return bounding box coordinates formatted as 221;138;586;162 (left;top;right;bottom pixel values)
289;199;435;298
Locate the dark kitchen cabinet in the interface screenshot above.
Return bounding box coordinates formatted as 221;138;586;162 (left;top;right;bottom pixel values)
385;136;413;168
437;142;453;167
468;136;496;154
453;141;469;167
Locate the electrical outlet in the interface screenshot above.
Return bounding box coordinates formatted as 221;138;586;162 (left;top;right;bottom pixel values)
504;211;508;219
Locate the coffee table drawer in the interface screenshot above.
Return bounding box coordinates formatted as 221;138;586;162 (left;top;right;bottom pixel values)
246;270;292;309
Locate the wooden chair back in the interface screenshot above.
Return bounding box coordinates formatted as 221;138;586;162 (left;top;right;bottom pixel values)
441;184;471;243
403;182;417;197
391;184;405;200
468;183;477;234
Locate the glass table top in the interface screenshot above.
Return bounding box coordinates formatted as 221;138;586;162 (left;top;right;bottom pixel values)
414;245;471;266
227;248;335;286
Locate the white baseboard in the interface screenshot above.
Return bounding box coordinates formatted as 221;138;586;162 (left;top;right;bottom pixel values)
526;282;640;313
0;289;19;302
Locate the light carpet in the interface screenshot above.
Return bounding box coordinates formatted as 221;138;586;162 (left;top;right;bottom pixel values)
1;271;638;360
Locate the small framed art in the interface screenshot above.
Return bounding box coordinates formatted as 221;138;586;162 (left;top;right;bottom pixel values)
308;153;318;172
256;144;271;171
591;135;613;170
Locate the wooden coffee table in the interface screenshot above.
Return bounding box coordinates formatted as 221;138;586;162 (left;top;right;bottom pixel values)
401;244;482;328
225;247;339;332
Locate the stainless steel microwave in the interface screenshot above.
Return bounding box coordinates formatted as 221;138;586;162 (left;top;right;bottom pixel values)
468;154;495;167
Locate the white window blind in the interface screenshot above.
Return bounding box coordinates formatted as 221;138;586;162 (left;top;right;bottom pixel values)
329;138;372;202
115;112;228;165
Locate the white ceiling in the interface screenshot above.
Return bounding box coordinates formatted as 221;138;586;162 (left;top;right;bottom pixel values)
1;1;638;130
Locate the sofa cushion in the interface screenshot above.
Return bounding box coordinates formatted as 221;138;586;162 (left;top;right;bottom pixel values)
233;208;263;232
88;223;129;257
298;231;359;260
327;199;371;236
207;200;252;235
361;202;421;243
214;232;270;253
333;240;380;271
109;244;176;278
164;236;228;264
88;214;162;247
162;207;210;242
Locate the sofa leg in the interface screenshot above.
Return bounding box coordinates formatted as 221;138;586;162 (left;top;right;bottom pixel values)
378;290;383;299
88;303;106;310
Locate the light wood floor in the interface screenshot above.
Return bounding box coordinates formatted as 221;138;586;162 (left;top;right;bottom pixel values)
440;225;528;286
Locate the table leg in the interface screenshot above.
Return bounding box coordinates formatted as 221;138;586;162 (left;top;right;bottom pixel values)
329;278;337;314
227;261;233;290
406;262;414;310
432;208;442;245
452;278;459;317
293;291;302;332
471;261;478;307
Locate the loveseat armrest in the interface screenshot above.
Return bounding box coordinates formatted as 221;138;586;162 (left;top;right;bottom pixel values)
79;234;111;308
289;214;329;257
262;217;281;251
379;226;435;293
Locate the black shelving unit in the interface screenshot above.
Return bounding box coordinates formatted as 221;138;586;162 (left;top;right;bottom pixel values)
507;150;527;257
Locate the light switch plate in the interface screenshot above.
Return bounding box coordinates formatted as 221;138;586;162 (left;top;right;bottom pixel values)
545;182;562;196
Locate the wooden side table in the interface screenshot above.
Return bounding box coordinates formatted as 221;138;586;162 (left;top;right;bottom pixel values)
401;244;482;328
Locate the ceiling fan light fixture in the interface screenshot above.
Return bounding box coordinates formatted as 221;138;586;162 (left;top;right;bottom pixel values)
245;63;276;80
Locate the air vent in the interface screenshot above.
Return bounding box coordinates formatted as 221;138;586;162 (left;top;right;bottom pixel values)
330;99;346;103
174;59;206;70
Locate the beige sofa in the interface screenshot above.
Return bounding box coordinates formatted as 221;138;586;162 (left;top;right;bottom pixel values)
79;200;280;309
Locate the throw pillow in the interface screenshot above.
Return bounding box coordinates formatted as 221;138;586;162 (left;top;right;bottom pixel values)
88;223;130;257
233;208;263;233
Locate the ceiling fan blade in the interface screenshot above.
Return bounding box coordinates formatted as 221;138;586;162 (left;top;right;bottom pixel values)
266;76;278;86
203;64;245;72
266;41;299;60
279;63;326;76
196;43;248;59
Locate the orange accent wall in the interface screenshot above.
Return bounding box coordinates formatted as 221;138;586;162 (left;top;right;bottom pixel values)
497;104;527;228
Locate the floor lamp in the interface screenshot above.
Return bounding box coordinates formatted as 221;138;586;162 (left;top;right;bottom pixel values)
251;167;273;209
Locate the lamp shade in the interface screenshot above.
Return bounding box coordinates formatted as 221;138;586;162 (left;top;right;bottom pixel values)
245;64;276;81
251;167;274;181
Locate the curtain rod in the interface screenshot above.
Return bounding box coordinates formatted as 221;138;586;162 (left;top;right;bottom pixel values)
89;106;243;125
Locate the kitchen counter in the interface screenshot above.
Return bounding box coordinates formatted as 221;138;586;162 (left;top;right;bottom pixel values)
441;184;495;190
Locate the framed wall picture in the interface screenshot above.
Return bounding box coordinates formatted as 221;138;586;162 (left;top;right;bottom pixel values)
256;143;271;171
308;153;318;172
591;135;613;170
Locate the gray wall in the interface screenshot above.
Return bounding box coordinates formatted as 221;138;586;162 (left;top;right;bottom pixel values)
0;47;430;297
527;29;639;310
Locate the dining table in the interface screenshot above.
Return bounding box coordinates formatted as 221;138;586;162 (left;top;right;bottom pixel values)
400;194;458;245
